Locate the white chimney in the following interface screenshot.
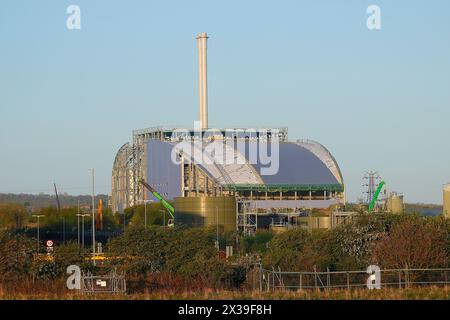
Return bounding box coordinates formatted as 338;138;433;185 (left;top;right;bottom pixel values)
196;32;208;130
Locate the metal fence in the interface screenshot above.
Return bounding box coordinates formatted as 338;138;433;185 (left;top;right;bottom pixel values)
255;266;450;291
81;269;127;295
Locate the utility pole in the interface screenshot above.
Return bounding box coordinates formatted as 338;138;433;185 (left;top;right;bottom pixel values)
138;200;153;229
77;200;80;247
32;214;44;253
79;214;90;248
215;206;219;251
77;212;90;249
82;214;85;248
53;183;65;243
91;168;96;264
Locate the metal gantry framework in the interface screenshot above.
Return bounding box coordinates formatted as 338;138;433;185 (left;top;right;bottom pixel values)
237;200;258;235
363;171;380;204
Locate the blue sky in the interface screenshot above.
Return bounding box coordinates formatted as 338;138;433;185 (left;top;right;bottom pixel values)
1;1;449;203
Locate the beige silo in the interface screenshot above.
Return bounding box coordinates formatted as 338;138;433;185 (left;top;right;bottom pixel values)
386;192;404;214
444;184;450;218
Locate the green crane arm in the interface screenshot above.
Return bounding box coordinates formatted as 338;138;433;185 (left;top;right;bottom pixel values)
368;180;385;213
138;179;175;219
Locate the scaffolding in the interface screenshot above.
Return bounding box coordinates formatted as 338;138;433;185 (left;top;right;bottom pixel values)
237;200;258;235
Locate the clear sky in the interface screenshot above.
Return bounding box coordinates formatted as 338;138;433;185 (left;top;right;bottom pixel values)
1;0;449;204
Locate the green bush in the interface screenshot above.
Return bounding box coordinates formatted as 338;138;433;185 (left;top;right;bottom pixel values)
30;241;90;280
262;228;310;271
108;225;230;287
0;203;28;229
0;231;35;281
240;231;273;254
125;203;169;227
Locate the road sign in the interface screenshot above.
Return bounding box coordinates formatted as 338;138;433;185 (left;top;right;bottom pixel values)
46;240;54;247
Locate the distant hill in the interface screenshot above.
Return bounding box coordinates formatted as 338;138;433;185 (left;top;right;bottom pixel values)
0;193;109;211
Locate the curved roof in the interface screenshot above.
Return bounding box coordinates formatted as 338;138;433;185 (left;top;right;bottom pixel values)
170;140;342;187
239;141;340;185
112;143;130;170
172;140;264;185
295;139;344;184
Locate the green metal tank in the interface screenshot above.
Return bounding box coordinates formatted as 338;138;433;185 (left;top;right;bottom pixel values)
174;196;237;231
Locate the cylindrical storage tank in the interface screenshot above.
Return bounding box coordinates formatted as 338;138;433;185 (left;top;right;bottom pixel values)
386;193;404;214
297;216;331;231
444;184;450;218
174;196;237;231
317;216;332;229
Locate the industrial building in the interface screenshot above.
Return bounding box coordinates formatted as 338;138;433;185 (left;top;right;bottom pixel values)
444;184;450;218
111;33;345;233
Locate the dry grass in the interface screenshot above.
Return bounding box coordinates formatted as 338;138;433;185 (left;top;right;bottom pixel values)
1;283;450;300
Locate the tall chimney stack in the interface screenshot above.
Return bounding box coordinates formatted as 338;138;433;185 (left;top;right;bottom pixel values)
197;32;208;130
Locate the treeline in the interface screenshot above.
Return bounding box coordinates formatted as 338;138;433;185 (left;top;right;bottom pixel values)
261;214;449;271
0;212;449;293
0;193;109;210
104;213;450;290
0;203;120;231
0;202;169;231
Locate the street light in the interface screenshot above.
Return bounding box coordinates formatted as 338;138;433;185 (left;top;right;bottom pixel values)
32;214;45;252
90;168;95;264
138;199;154;229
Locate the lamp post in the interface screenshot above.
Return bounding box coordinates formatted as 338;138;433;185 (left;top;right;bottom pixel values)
77;213;90;248
32;214;44;252
138;200;153;229
90;168;95;265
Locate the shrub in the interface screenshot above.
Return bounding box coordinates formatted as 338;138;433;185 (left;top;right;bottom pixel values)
262;228;310;271
330;213;405;268
30;241;89;280
0;231;35;282
371;218;448;269
240;231;273;254
297;230;336;271
0;203;28;229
